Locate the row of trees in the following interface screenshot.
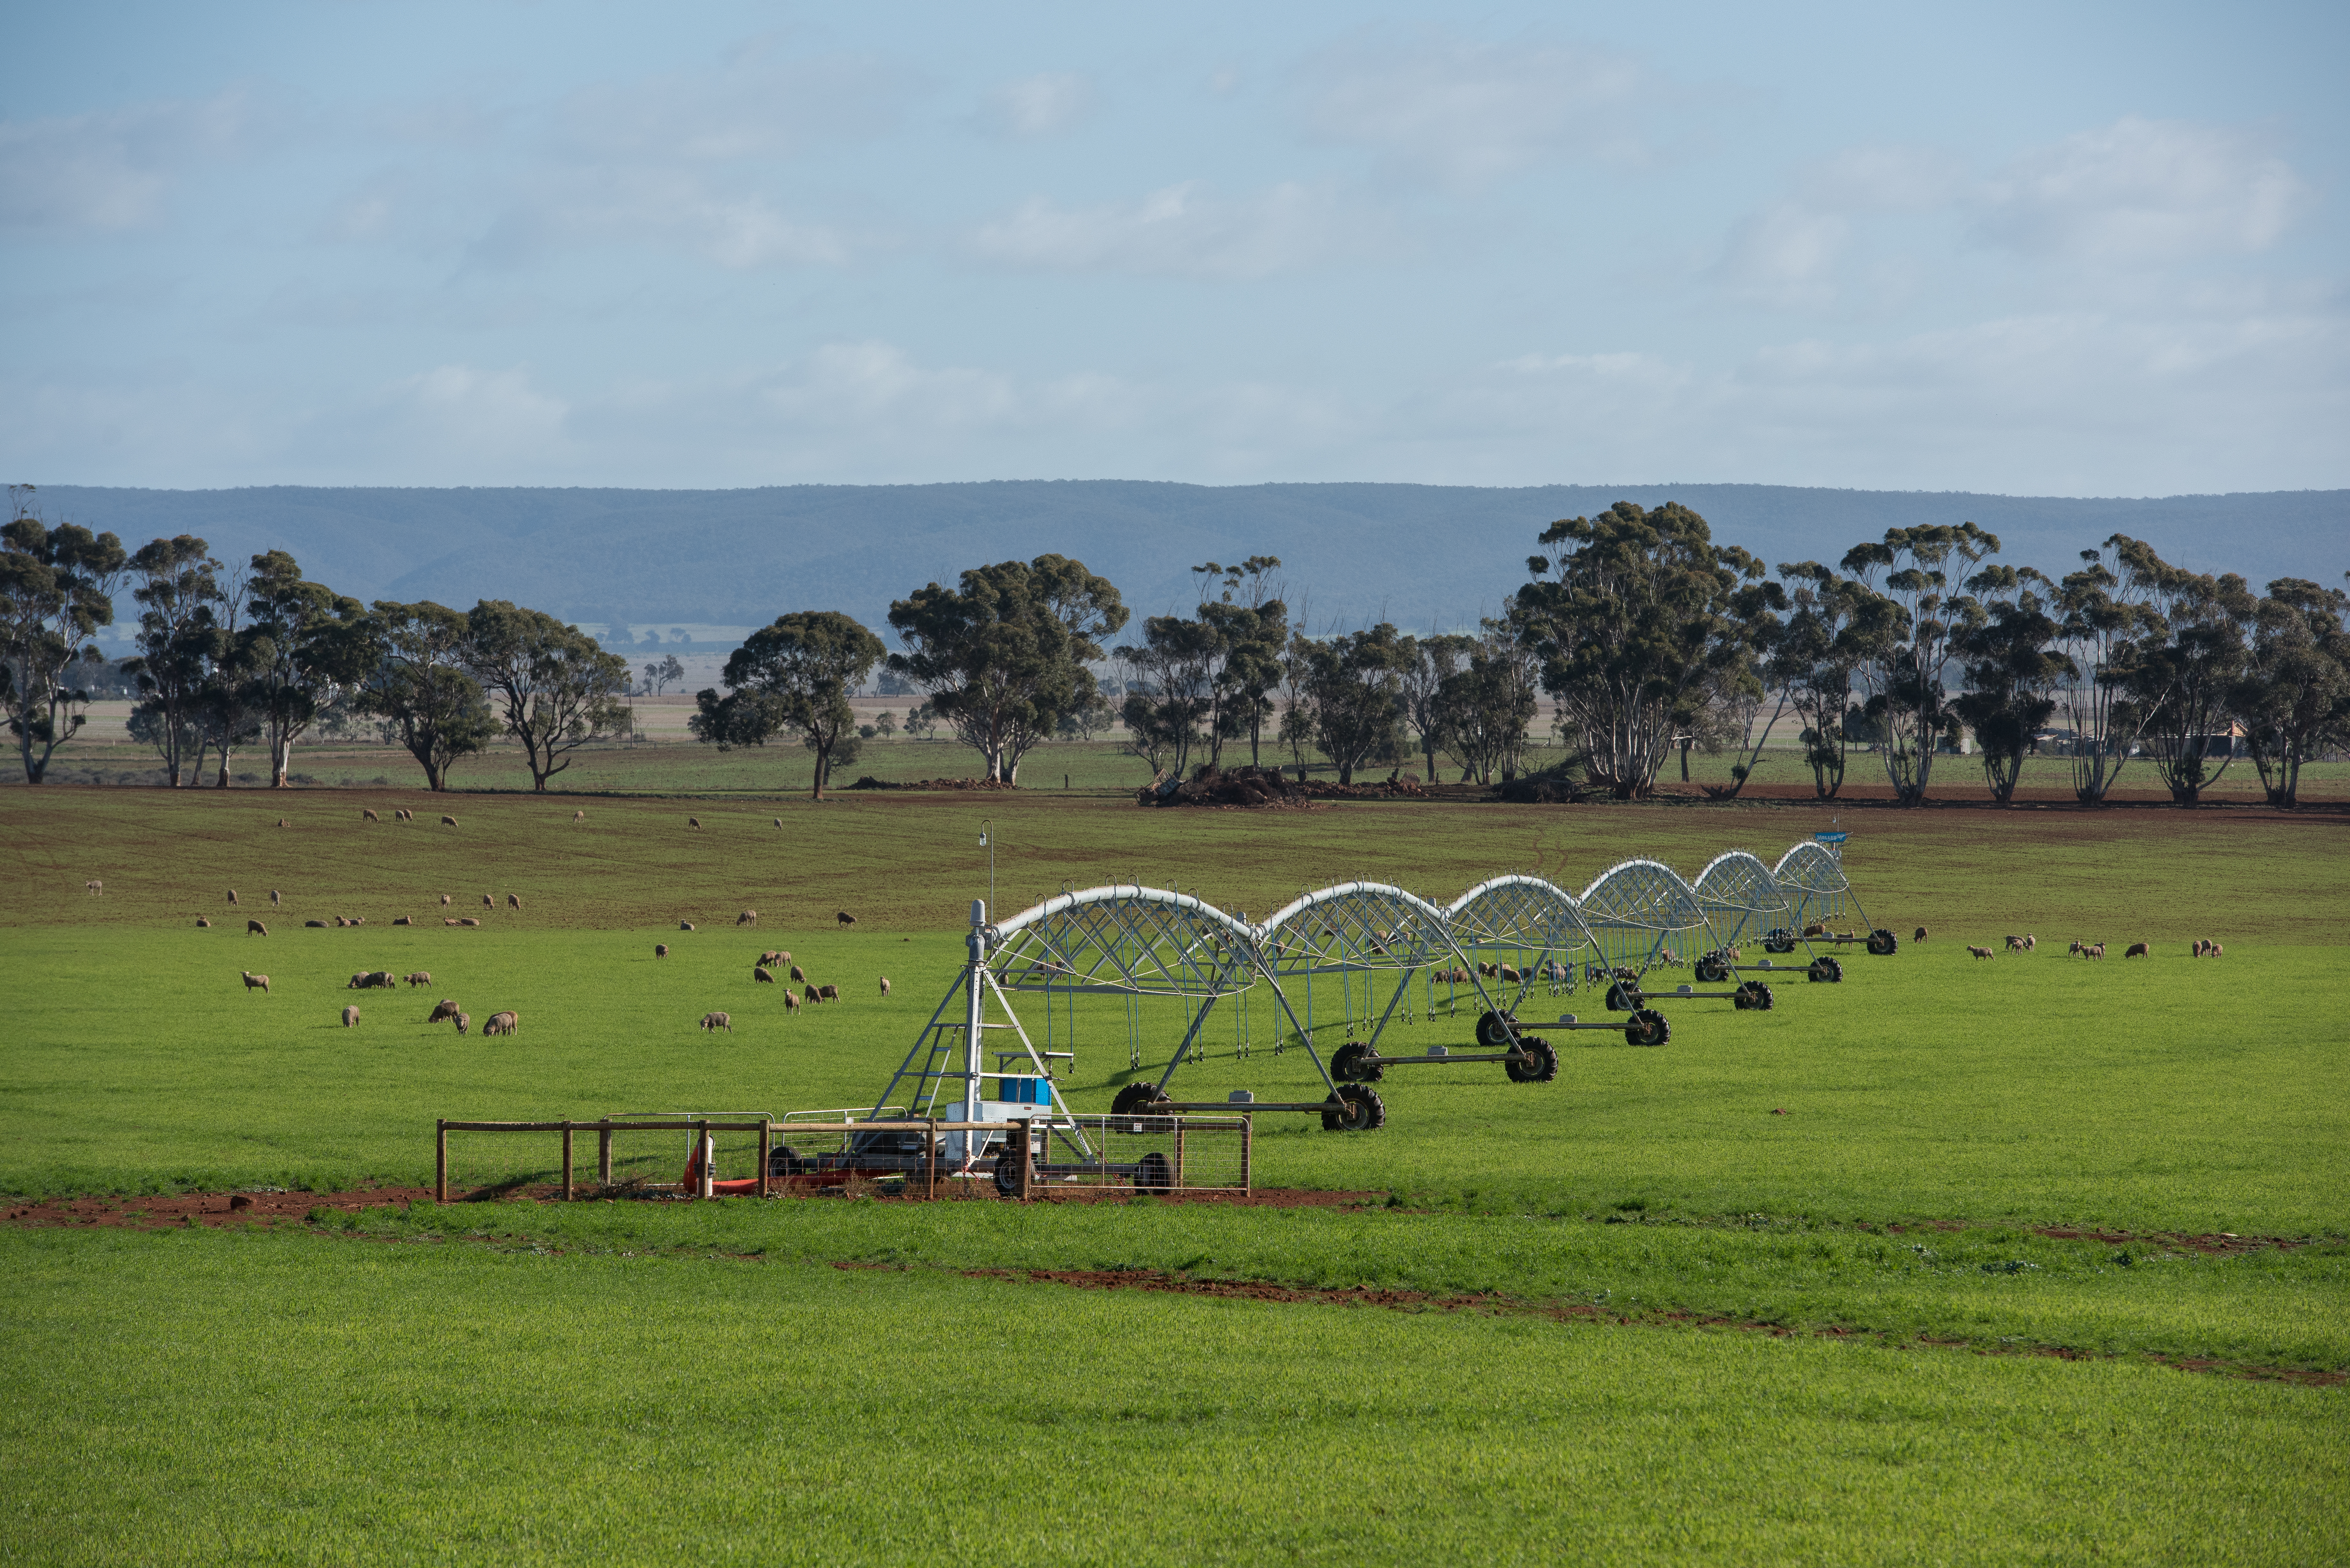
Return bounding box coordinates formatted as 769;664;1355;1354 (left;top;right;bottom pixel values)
1;487;631;790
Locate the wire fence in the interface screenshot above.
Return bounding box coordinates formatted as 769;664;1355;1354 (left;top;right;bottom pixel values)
434;1112;1250;1201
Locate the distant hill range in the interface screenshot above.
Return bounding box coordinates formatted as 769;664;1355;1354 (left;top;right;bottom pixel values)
41;481;2347;646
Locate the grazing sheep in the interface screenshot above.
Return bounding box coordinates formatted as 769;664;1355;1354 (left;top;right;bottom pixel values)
270;890;280;907
85;879;102;896
343;1005;360;1027
305;920;328;928
406;971;431;987
1914;926;1929;942
836;911;857;927
2004;935;2024;951
440;894;451;906
781;990;800;1012
2069;940;2084;956
772;818;782;828
758;950;783;968
679;920;695;932
655;943;669;958
440;815;458;827
507;893;521;910
396;809;413;821
426;999;461;1024
2023;935;2036;951
1802;923;1826;938
689;817;701;829
789;964;807;984
2085;943;2106;960
482;893;494;908
228;889;239;904
367;971;397;989
247;919;268;936
1967;945;1995;960
2125;942;2150;958
277;817;287;827
333;916;349;928
444;918;460;926
393;915;413;926
804;985;821;1005
817;983;839;1003
1497;963;1523;984
753;966;777;984
2208;941;2224;958
482;1010;518;1037
196;917;211;928
241;971;269;993
736;910;757;926
362;809;379;822
700;1011;732;1033
347;972;371;989
460;917;481;928
573;810;585;821
453;1013;470;1035
878;976;891;998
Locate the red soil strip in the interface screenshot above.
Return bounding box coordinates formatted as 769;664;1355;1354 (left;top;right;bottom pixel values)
973;1266;2346;1389
1;1185;1378;1230
2033;1226;2308;1256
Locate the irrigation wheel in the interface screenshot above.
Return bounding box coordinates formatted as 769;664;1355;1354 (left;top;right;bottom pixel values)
1474;1010;1519;1049
1694;955;1731;984
1331;1041;1383;1083
1807;957;1844;983
1322;1084;1386;1132
1763;929;1798;954
1604;981;1643;1012
1734;981;1776;1012
1111;1082;1174;1133
1505;1037;1559;1083
1625;1009;1671;1047
992;1142;1032;1198
1867;928;1899;955
1132;1151;1174;1191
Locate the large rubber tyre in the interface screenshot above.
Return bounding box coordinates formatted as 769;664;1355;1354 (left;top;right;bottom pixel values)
1735;981;1775;1012
1867;928;1899;956
1604;981;1641;1013
1694;955;1730;984
1331;1041;1383;1083
1132;1151;1173;1191
1807;957;1844;984
1111;1082;1174;1134
1321;1084;1386;1132
1763;929;1797;955
1505;1037;1559;1083
992;1138;1032;1198
1474;1011;1518;1049
1625;1009;1671;1048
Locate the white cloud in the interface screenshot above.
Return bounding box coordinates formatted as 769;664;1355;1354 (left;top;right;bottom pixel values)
1710;202;1856;309
974;73;1097;139
0;90;261;233
970;180;1376;279
1299;35;1653;187
385;364;572;461
554;42;910;164
1970;116;2306;262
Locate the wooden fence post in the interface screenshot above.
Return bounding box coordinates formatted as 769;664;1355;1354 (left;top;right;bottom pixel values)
1239;1115;1252;1194
597;1121;612;1185
924;1118;938;1200
1014;1119;1033;1202
561;1123;574;1201
1173;1118;1186;1191
757;1120;771;1199
435;1119;448;1204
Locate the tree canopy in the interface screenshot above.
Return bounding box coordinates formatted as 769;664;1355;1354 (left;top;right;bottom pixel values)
691;610;883;798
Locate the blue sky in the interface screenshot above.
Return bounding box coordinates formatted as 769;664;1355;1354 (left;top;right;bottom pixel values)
4;1;2343;494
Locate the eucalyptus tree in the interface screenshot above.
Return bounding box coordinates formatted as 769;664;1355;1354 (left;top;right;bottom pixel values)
0;488;129;784
1114;613;1217;779
2104;538;2255;805
355;601;497;791
2230;578;2350;808
1951;565;2072;804
2051;542;2165;803
245;551;368;788
1294;623;1412;784
888;555;1127;783
465;601;633;792
1436;619;1541;786
1514;501;1765;799
1841;522;1998;806
1194;556;1287;765
689;610;883;798
1399;632;1470;781
123;534;223;787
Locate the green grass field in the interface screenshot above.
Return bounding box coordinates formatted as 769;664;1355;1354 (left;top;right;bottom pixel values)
2;787;2344;1563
